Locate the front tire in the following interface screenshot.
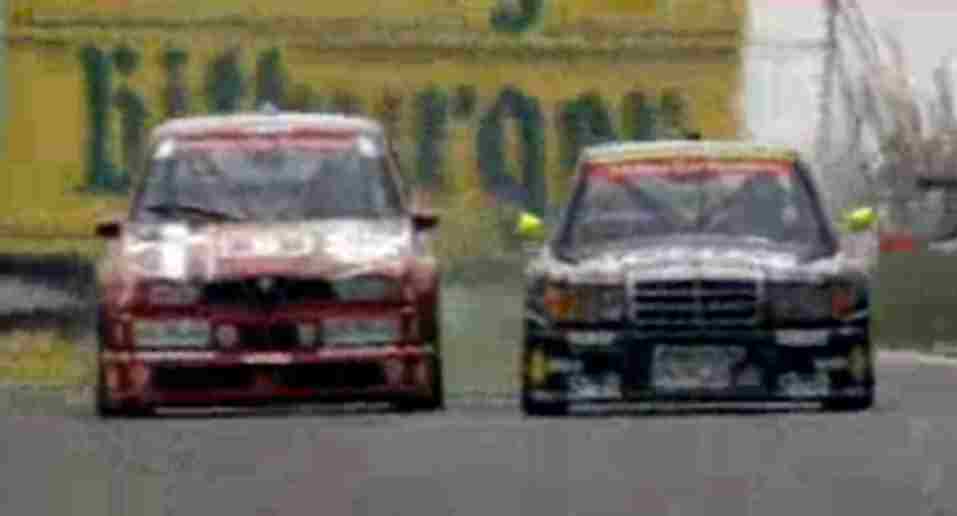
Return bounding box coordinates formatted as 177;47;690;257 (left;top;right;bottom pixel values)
521;392;569;417
95;368;155;419
395;355;445;413
822;390;874;412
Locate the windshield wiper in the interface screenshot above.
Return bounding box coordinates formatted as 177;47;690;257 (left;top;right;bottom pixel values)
144;203;246;222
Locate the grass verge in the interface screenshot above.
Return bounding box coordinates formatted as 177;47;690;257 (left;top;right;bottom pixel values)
0;237;106;261
0;331;95;387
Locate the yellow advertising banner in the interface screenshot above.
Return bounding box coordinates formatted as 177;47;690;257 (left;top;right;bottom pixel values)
2;0;745;262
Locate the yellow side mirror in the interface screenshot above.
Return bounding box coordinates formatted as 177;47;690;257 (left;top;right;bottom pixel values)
844;206;877;232
515;212;546;241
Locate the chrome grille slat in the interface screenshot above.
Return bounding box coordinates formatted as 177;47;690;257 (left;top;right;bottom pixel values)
631;278;759;327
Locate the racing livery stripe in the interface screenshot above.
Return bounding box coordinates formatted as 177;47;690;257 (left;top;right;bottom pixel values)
586;159;793;181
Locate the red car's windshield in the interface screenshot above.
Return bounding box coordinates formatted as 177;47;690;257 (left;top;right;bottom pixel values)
558;158;830;255
131;135;404;224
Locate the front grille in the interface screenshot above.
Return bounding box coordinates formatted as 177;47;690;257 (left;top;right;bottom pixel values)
229;323;301;350
151;363;386;391
631;279;759;327
153;367;254;391
277;363;386;390
203;278;337;308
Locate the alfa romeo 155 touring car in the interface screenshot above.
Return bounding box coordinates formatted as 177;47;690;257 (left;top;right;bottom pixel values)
520;141;874;415
93;110;444;416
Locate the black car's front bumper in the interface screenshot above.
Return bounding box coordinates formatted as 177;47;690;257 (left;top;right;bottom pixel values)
522;321;873;409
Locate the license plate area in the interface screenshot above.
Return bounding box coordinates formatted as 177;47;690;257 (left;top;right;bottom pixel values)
651;345;745;391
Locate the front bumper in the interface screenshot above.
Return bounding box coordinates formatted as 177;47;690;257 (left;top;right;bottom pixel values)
99;346;437;408
523;324;873;406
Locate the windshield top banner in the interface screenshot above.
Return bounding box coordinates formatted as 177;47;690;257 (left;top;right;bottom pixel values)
166;137;359;154
586;159;794;182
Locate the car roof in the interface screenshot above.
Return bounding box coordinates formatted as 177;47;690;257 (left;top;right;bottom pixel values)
581;140;800;163
150;111;385;142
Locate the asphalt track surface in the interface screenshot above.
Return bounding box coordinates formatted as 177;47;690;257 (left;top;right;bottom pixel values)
0;352;955;516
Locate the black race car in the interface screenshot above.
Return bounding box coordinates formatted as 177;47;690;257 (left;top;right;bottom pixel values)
520;141;874;415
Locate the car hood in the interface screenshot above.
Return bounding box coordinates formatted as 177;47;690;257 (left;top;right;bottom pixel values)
531;238;859;284
111;219;415;282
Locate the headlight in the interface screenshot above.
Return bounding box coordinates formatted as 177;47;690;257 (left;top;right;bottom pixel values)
142;281;201;306
332;276;403;302
768;281;860;322
542;283;625;323
321;317;402;347
133;319;211;348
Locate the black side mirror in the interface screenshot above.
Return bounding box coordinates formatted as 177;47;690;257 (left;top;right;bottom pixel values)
95;220;123;239
412;212;439;232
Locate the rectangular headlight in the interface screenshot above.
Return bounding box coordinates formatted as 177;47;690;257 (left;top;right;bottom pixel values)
321;317;402;346
767;283;836;322
332;276;403;302
543;283;625;323
133;319;210;348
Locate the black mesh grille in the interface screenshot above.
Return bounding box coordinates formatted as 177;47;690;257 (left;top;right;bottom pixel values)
226;323;301;350
151;363;387;391
277;363;386;390
202;277;337;308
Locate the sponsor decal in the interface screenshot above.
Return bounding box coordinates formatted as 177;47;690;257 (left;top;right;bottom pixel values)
277;232;313;255
778;371;830;398
588;159;793;183
547;358;584;375
814;357;850;371
527;349;548;386
241;353;294;365
566;331;616;348
776;329;830;347
219;232;315;259
568;373;621;399
848;345;869;381
651;345;744;391
569;401;821;414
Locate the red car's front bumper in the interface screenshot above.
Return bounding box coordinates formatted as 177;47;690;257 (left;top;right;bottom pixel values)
99;346;437;408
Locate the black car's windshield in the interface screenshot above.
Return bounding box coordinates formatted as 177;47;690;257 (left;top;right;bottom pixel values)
131;135;403;224
558;158;829;257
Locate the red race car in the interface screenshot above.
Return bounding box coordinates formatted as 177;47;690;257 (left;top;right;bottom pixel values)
93;109;444;417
